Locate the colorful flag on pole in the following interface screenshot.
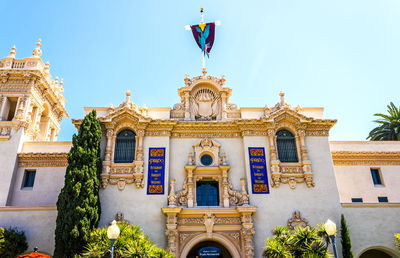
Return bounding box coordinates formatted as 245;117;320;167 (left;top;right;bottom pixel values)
191;22;215;58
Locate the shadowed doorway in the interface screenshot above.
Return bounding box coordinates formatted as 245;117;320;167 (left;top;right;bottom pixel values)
187;241;232;258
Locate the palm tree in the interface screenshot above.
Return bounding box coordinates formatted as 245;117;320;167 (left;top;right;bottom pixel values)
367;102;400;141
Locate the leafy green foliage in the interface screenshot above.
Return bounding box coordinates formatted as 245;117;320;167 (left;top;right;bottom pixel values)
263;225;331;258
79;221;173;258
0;227;28;257
394;233;400;250
54;110;102;257
340;215;354;258
367;102;400;141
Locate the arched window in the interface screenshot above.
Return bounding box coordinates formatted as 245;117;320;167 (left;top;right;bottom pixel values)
114;130;136;163
276;130;299;163
196;181;219;206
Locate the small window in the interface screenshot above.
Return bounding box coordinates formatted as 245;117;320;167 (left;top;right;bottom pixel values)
114;130;136;163
370;168;383;185
351;198;363;203
22;170;36;188
276;130;299;163
197;181;219;206
200;154;213;166
378;196;388;203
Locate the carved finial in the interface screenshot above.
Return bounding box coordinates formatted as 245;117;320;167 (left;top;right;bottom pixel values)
220;75;226;86
184;74;190;86
32;39;42;57
126;90;131;103
221;151;227;165
279;91;285;105
188;152;194;165
8;45;16;58
44;61;50;74
202;68;207;76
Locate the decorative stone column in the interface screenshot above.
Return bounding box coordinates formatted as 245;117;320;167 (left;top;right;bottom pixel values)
184;91;190;120
104;127;114;162
135;129;145;161
298;129;314;187
237;206;256;258
168;179;177;206
220;166;230;208
221;92;227;120
267;129;281;187
161;207;182;256
0;95;5;121
185;166;195;207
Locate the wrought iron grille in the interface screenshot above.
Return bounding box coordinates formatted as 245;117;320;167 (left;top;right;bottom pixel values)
196;181;219;206
276;130;299;163
114;130;136;163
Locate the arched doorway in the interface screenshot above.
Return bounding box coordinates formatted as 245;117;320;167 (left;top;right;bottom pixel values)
359;248;396;258
187;241;232;258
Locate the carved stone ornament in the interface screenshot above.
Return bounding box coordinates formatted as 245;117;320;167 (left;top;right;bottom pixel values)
204;213;215;237
174;72;238;121
167;139;250;208
287;210;309;230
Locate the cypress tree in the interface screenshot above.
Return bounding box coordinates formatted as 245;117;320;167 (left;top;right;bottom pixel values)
54;110;102;257
341;214;354;258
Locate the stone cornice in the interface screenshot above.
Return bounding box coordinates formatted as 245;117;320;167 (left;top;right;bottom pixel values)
341;203;400;208
72;108;336;138
332;151;400;165
18;152;68;167
0;205;57;211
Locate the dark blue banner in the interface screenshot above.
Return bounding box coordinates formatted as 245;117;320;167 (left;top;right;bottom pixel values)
248;147;270;194
147;148;165;195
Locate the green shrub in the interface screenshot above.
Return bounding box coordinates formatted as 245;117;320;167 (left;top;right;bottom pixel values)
340;214;354;258
263;225;330;258
0;227;28;257
79;221;173;258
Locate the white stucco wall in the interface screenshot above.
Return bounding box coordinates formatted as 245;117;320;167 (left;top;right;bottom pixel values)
10;167;66;206
99;136;170;248
335;166;400;203
343;207;400;257
20;141;72;153
330;141;400;152
0;128;24;206
0;208;57;254
244;136;343;257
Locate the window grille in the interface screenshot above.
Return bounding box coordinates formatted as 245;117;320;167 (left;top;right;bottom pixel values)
114;130;136;163
276;130;299;162
196;181;219;206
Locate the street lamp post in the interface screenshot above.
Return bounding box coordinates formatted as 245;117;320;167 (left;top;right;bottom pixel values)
107;220;120;258
324;219;338;258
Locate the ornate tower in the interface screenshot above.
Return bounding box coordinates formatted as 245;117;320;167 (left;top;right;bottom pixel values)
0;40;68;141
0;40;68;206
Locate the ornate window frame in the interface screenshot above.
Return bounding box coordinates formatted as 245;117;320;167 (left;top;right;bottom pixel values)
266;112;314;189
167;138;249;208
102;121;145;191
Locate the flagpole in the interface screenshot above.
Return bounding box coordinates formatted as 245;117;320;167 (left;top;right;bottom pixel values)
201;8;205;70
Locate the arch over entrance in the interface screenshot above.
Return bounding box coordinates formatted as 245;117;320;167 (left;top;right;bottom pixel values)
180;233;241;258
358;246;398;258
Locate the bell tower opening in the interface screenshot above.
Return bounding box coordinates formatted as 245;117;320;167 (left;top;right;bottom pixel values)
187;241;232;258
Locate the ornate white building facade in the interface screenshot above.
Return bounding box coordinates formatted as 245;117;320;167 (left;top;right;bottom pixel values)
0;43;399;258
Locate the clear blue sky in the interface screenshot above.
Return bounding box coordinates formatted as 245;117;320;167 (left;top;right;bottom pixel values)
2;0;400;141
